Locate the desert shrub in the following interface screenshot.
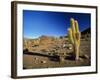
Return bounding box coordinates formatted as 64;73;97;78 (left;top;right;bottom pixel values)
41;49;47;52
32;45;39;47
23;48;29;53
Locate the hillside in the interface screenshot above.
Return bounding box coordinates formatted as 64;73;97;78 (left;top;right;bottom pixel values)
81;27;90;35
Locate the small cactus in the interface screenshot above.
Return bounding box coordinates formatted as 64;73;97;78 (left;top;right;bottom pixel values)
68;18;81;60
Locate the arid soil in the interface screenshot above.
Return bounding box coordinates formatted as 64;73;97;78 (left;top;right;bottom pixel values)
23;34;91;69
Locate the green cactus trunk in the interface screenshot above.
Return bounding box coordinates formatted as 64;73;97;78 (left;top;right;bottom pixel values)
68;18;81;60
74;43;79;60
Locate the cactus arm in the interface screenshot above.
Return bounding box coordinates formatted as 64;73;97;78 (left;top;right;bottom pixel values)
70;18;77;42
75;20;79;33
68;28;74;44
70;18;76;33
70;18;76;34
75;20;80;46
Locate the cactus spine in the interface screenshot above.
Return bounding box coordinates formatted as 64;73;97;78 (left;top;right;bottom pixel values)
68;18;81;60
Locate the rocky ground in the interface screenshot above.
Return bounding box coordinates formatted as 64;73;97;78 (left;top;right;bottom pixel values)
23;34;91;69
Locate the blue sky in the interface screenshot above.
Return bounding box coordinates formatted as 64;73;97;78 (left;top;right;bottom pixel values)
23;10;91;39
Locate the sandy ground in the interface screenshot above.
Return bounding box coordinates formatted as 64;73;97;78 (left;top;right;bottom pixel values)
23;36;91;69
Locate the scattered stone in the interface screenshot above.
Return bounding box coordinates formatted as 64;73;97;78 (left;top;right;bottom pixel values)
62;44;66;48
80;54;89;59
79;58;84;62
34;57;38;60
69;47;72;50
41;60;46;63
84;54;89;59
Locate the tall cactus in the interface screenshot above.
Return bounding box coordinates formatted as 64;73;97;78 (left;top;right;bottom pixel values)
68;18;81;60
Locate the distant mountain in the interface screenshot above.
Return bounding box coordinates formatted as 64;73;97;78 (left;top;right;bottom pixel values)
24;28;91;40
81;27;90;35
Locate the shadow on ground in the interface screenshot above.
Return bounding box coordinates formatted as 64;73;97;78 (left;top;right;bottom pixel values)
23;49;77;64
24;50;60;62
